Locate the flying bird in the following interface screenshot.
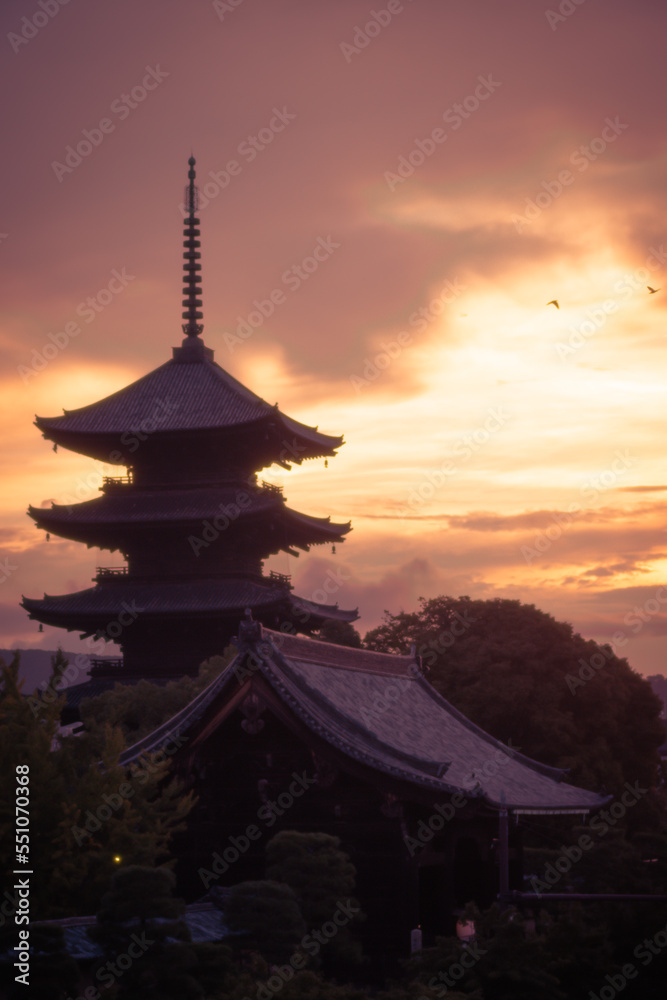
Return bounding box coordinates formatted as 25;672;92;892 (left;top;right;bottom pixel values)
647;286;661;294
547;300;559;309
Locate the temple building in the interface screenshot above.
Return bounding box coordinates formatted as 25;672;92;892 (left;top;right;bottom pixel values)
21;159;611;958
22;158;356;681
119;618;611;955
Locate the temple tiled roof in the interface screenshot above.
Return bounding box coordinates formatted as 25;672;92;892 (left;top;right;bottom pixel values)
34;339;342;459
33;903;231;960
120;623;610;815
28;486;351;547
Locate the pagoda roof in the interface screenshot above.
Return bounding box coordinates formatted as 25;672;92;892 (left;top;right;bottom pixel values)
28;486;351;549
34;337;342;462
22;580;357;631
119;623;610;816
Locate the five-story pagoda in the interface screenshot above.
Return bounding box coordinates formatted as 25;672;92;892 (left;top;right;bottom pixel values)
22;158;356;679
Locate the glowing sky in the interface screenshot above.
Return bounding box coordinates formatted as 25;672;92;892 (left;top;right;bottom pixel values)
2;0;667;676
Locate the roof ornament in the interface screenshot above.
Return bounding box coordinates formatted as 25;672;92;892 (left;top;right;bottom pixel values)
182;156;204;338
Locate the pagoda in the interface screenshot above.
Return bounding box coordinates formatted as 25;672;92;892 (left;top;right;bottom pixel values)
22;158;357;680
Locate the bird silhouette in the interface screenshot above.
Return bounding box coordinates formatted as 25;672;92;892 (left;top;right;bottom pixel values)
547;300;559;309
647;286;661;294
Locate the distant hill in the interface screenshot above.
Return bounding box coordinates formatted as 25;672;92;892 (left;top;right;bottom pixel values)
0;648;91;695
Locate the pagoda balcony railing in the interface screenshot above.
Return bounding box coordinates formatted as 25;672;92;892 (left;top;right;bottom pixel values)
90;657;124;672
269;570;292;588
95;566;129;581
260;480;284;498
102;475;133;489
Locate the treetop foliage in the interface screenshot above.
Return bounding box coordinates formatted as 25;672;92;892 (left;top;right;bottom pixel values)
0;650;196;919
364;595;665;796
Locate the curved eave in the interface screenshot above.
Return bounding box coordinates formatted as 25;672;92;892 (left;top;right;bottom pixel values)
236;627;610;813
115;628;609;815
288;594;359;625
21;584;358;630
34;416;342;466
274;412;343;461
27;498;351;551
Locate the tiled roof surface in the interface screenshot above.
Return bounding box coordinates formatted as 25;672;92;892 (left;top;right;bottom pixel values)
34;343;342;454
22;578;292;617
120;624;610;814
34;904;230;960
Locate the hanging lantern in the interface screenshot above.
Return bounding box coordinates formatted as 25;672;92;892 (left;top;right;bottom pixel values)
410;926;422;953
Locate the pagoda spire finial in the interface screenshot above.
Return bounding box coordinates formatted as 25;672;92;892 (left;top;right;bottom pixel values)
182;156;203;337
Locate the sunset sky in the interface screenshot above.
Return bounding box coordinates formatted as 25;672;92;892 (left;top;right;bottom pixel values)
2;0;667;678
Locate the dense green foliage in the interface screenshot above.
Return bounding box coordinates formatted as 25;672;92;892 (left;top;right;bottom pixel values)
80;651;234;745
266;830;365;972
315;620;363;648
225;880;306;964
0;651;195;919
2;597;666;997
90;866;202;999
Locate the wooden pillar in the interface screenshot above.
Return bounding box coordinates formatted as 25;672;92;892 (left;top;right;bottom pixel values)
498;808;509;908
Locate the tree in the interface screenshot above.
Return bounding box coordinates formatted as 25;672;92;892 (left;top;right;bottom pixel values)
0;652;196;919
90;865;201;999
1;923;80;1000
364;596;664;796
316;620;363;648
80;651;234;745
224;880;306;964
265;831;365;972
